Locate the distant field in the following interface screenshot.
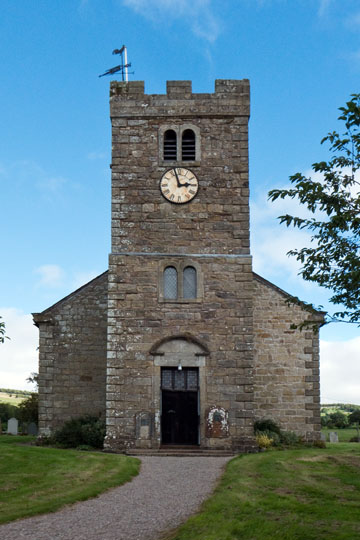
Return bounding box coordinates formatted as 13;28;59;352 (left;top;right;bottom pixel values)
0;392;26;406
322;427;359;442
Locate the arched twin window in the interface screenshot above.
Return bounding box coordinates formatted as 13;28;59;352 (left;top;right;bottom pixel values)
163;130;177;161
163;128;197;162
183;266;197;298
163;266;178;300
181;129;196;161
163;265;197;300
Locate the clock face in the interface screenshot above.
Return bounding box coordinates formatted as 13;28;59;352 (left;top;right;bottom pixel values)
160;168;199;204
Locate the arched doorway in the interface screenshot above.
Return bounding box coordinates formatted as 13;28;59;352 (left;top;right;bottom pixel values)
150;334;209;446
161;366;199;445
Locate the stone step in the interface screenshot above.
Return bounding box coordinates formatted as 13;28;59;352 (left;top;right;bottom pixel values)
126;448;235;457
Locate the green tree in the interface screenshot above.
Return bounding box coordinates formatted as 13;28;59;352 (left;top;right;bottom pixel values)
349;410;360;440
0;403;18;424
268;94;360;324
0;316;9;343
328;411;349;429
17;393;38;424
26;372;39;389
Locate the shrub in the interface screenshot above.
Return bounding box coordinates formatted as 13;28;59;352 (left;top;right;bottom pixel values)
35;435;54;446
256;433;273;449
313;439;326;448
254;419;281;435
53;415;105;449
279;430;302;446
349;436;360;443
255;429;281;446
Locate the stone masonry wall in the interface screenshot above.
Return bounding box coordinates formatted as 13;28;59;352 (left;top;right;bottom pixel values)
33;273;108;435
106;254;254;451
106;80;256;451
253;274;322;440
110;80;250;255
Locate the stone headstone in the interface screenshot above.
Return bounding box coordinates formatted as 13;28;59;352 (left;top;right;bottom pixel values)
320;432;326;442
7;417;18;435
27;422;38;436
329;431;339;443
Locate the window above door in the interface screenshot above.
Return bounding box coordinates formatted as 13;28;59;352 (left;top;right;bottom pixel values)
158;260;203;303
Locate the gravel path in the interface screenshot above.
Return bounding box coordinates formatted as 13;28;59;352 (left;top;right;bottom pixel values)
0;456;231;540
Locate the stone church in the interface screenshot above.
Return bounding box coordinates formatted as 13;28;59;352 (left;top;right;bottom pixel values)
33;79;323;452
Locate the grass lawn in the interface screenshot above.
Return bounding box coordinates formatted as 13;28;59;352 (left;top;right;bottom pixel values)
322;427;359;442
0;435;140;524
165;444;360;540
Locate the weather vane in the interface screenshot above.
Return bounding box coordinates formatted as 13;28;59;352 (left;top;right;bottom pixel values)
99;46;133;81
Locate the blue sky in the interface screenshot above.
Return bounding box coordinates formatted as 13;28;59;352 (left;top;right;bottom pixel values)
1;0;360;400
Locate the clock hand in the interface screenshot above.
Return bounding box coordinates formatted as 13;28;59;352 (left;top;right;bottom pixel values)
173;168;182;188
181;182;197;188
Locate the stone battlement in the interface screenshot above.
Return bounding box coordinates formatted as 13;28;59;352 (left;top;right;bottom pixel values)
110;79;250;118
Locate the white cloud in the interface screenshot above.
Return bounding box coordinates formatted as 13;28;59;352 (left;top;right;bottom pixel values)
318;0;332;17
251;183;315;279
0;308;38;391
122;0;221;42
72;270;100;290
87;151;107;160
321;337;360;404
1;307;358;405
1;159;72;202
34;264;65;288
251;166;360;280
36;176;67;194
345;9;360;28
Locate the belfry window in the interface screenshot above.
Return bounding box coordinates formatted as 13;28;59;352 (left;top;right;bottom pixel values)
183;266;197;299
160;126;200;163
164;266;178;299
181;129;196;161
164;130;177;161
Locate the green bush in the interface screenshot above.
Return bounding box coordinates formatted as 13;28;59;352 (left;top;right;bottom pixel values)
53;415;105;449
254;419;281;435
35;435;54;446
256;433;273;449
254;419;303;449
279;430;302;446
255;429;281;446
313;439;326;448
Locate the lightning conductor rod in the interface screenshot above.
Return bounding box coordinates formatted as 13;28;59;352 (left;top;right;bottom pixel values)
124;46;128;82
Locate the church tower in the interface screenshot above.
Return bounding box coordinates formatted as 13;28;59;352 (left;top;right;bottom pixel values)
105;80;256;452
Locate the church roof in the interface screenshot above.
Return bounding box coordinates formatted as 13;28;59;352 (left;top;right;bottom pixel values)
32;269;325;325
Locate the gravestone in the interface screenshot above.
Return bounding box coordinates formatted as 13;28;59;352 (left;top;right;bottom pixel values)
7;417;18;435
329;431;339;443
320;432;326;442
27;422;38;436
